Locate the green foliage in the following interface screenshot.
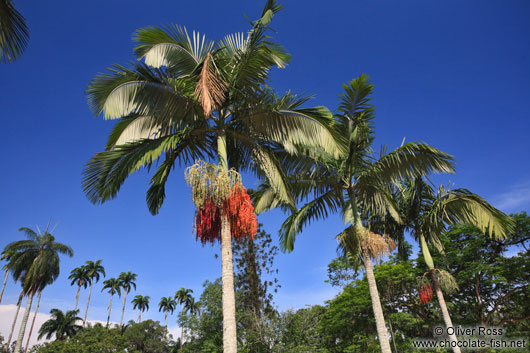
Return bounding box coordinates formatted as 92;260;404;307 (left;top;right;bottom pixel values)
0;0;29;63
38;309;82;341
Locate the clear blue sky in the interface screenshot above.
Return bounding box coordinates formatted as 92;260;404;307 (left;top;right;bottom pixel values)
1;0;529;330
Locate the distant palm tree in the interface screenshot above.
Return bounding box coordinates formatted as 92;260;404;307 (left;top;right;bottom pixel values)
118;271;137;327
0;0;30;63
82;260;105;325
101;277;121;327
68;266;89;311
180;296;199;348
5;225;73;353
175;288;193;348
0;248;16;304
131;295;150;322
38;309;82;341
158;296;177;327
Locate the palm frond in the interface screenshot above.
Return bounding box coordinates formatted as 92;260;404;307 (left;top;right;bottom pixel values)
0;0;29;63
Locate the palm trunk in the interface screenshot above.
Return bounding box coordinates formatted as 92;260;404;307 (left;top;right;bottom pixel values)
218;133;237;353
74;284;81;311
23;290;42;353
106;293;114;328
388;317;397;353
420;234;461;353
7;291;24;349
165;311;168;327
120;292;127;327
180;309;184;349
0;270;8;304
362;244;392;353
138;311;141;323
14;290;35;353
83;281;93;326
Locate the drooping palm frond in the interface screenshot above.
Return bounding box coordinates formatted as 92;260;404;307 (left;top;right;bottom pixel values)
194;52;227;117
0;0;29;63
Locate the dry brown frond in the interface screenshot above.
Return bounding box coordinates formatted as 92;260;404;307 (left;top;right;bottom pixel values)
363;231;396;260
194;52;227;117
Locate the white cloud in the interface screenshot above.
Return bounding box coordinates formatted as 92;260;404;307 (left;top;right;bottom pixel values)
492;181;530;212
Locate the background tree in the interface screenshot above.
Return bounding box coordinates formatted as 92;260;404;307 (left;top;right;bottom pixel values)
0;0;29;63
4;225;73;353
37;309;82;341
175;288;193;349
68;265;88;311
118;271;137;327
101;277;121;327
82;260;105;325
158;296;177;327
132;295;150;322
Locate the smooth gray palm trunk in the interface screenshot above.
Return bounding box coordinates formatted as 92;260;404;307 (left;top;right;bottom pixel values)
362;245;392;353
24;290;42;353
74;285;81;311
165;311;168;327
7;292;24;348
420;235;461;353
120;292;127;327
15;290;35;353
106;293;114;328
0;270;8;304
221;212;237;353
83;281;93;325
138;311;141;322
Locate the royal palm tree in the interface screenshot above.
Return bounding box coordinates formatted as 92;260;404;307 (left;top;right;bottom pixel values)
101;277;121;327
4;225;73;353
131;295;150;322
253;74;455;353
37;309;82;341
0;248;16;304
82;3;341;352
396;177;512;353
0;0;29;63
68;265;89;311
118;271;137;327
82;260;105;325
175;288;194;348
158;296;177;327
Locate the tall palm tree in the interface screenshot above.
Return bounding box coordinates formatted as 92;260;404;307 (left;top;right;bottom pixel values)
181;296;199;347
131;295;150;322
4;225;73;353
37;309;82;341
0;248;16;304
158;296;177;327
101;277;121;327
175;288;193;348
396;177;512;353
68;265;89;311
253;74;455;353
118;271;137;327
82;260;105;325
82;3;341;352
0;0;29;63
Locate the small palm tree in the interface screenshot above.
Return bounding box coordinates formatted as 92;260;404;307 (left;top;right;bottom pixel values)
5;225;73;353
0;0;30;63
131;295;150;322
175;288;193;348
68;266;89;311
82;260;105;325
38;309;82;341
158;296;177;327
101;277;121;327
118;271;137;327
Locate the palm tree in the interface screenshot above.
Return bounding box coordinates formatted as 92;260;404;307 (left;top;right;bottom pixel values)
81;3;341;352
68;265;89;311
0;0;30;63
37;309;82;341
4;225;73;353
0;248;16;304
396;177;512;353
158;296;177;327
253;74;455;353
82;260;105;325
118;271;137;327
175;288;193;348
101;277;121;327
181;296;199;348
131;295;150;322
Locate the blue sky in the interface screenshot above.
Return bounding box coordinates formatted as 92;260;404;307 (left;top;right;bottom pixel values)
1;0;529;339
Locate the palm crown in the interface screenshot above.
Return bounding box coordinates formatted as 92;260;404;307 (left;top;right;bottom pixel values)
68;266;89;289
101;277;121;296
118;271;137;293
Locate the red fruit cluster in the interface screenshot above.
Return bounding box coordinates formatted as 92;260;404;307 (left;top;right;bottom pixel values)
194;185;257;245
419;283;433;304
